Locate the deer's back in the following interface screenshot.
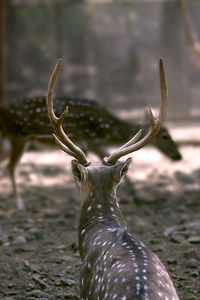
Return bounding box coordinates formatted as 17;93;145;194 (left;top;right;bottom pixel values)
0;96;132;146
80;224;179;300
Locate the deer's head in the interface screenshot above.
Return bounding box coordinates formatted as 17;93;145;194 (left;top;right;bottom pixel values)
151;126;182;161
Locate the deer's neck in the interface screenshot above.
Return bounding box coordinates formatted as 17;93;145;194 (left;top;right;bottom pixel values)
78;188;126;258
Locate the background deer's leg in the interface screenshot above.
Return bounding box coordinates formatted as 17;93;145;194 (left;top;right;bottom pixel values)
8;139;27;210
0;149;10;161
0;138;11;162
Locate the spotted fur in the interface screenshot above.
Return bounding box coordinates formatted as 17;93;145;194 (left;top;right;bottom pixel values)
72;160;180;300
0;96;181;210
0;96;181;160
45;59;179;299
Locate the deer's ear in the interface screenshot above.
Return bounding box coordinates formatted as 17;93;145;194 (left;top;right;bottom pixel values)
71;160;86;188
114;157;132;183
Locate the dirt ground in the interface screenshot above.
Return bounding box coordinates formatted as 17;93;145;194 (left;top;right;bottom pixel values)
0;134;200;299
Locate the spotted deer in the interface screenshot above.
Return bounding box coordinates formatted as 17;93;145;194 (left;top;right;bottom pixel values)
178;0;200;65
46;59;179;300
0;91;181;211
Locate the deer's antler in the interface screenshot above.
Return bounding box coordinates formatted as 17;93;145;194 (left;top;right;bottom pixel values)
47;59;167;167
103;59;168;165
46;59;90;166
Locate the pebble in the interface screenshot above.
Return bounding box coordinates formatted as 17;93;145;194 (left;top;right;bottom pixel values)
0;233;8;245
13;235;26;244
32;276;49;290
43;209;60;218
60;278;76;287
28;227;39;234
55;278;76;287
28;289;44;297
167;258;177;265
165;222;200;244
56;244;67;250
52;257;63;264
186;258;198;268
188;270;199;277
57;269;68;277
62;255;76;262
170;234;185;243
64;293;79;299
24;260;31;271
187;236;200;244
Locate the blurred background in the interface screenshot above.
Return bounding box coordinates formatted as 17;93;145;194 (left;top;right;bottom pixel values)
1;0;200;126
0;3;200;299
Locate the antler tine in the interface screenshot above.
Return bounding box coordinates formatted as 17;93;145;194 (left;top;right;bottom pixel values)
53;134;85;161
104;59;168;165
118;129;143;150
46;59;90;166
158;59;168;126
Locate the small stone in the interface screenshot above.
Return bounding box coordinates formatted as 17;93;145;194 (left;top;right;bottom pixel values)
188;270;199;277
25;217;34;224
187;236;200;244
0;234;8;245
44;208;59;218
56;244;67;250
28;289;44;297
52;257;63;264
170;234;184;243
13;235;26;244
167;258;177;265
57;269;68;277
64;293;79;299
29;264;41;274
55;279;62;286
32;277;49;290
3;242;10;247
62;255;74;262
24;260;30;267
186;258;198;268
28;227;39;234
60;278;76;286
12;247;26;253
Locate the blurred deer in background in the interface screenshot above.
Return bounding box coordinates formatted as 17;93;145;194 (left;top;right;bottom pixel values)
0;95;181;210
178;0;200;65
0;77;181;210
46;59;179;300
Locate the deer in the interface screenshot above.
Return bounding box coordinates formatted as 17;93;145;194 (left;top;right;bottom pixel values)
178;0;200;66
46;58;180;300
0;92;181;211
